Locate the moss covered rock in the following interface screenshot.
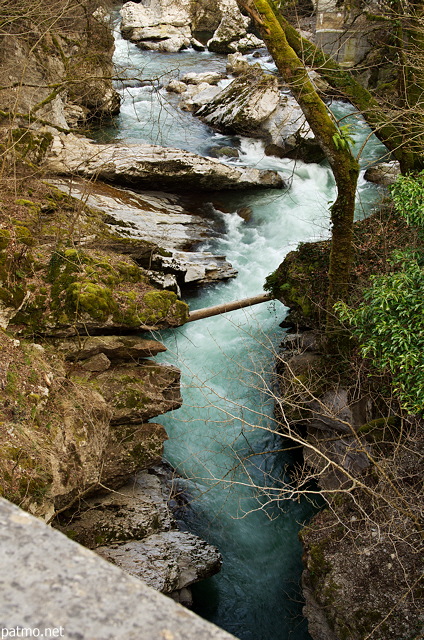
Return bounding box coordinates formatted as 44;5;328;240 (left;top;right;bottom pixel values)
0;329;176;521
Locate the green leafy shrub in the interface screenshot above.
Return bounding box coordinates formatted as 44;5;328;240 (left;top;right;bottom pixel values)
390;170;424;229
336;173;424;414
336;251;424;413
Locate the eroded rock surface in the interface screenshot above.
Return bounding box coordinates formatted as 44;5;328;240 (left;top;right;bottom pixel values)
97;531;221;599
49;177;238;288
56;472;173;548
0;331;178;521
45;134;284;191
56;468;222;605
195;68;323;162
120;0;262;53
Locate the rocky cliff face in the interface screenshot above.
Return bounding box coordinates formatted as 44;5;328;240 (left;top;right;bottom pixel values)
0;178;190;521
0;171;224;596
56;467;222;606
0;1;119;132
0;0;227;606
120;0;263;53
268;208;423;640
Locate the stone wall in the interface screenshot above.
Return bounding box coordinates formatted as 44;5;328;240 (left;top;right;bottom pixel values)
314;0;377;66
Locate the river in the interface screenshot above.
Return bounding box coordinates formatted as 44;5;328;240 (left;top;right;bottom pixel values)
105;16;387;640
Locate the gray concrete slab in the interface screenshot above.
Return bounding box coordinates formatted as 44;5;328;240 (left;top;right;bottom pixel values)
0;498;236;640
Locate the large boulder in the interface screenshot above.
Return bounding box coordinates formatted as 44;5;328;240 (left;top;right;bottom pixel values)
206;4;250;52
196;68;323;162
97;531;222;601
44;134;285;191
120;0;192;52
120;0;262;53
364;161;400;186
197;69;280;132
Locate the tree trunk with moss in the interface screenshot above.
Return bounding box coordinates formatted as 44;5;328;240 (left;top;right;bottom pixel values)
267;0;424;173
238;0;359;316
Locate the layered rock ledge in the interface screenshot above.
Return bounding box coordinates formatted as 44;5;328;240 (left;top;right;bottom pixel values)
49;177;239;289
56;467;222;606
45;134;284;191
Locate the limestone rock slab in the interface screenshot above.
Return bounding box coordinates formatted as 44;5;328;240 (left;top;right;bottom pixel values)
49;177;239;287
97;531;222;595
58;335;167;362
45;134;284;191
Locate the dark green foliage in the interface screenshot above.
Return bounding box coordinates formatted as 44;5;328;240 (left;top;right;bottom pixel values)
336;173;424;414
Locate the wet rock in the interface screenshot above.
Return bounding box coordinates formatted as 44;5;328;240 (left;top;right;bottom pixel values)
364;161;400;186
97;530;222;596
226;52;252;75
195;68;319;160
209;146;239;159
166;79;188;94
196;70;280;132
45;134;284;191
191;38;206;51
56;473;173;548
236;206;252;221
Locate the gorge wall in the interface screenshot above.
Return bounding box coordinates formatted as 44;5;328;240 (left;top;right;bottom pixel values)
0;0;231;608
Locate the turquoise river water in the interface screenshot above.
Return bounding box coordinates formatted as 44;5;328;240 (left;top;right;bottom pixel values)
106;16;388;640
